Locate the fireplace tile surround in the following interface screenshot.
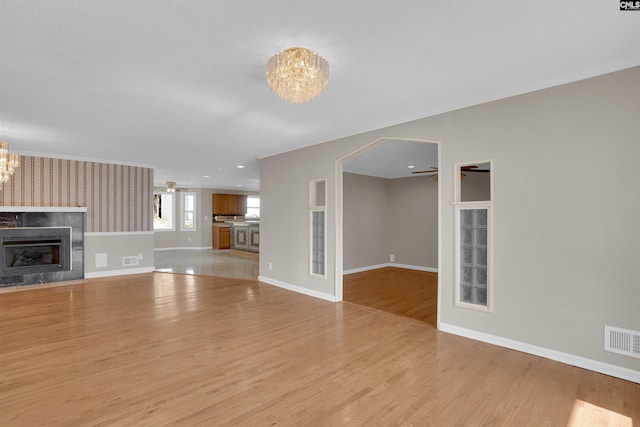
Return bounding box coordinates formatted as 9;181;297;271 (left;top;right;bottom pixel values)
0;207;86;288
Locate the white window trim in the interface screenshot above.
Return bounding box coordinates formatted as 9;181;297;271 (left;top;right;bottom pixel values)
180;192;197;231
454;160;493;312
153;191;176;232
309;179;327;279
245;195;260;219
454;159;493;204
454;203;493;312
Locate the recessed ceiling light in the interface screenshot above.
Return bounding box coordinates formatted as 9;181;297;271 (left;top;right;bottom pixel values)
203;175;210;178
408;165;415;169
236;184;243;187
236;165;244;169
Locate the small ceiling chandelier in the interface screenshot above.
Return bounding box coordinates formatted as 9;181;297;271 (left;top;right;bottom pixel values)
0;141;20;185
266;47;329;104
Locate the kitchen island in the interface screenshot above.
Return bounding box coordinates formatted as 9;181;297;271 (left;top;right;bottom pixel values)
230;221;259;253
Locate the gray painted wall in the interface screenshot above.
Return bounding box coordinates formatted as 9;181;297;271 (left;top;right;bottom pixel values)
85;233;155;274
343;173;390;270
343;172;438;271
387;175;438;269
259;66;640;372
461;170;491;202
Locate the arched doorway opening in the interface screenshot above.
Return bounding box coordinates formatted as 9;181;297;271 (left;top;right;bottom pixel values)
335;138;441;326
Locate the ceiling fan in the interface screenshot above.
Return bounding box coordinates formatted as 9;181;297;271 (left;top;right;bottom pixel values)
165;181;189;192
411;165;490;178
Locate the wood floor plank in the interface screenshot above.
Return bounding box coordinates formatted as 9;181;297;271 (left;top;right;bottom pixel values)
343;267;438;326
0;272;638;426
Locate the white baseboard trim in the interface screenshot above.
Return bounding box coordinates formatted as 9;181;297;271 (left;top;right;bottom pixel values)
393;263;438;273
439;323;640;384
258;275;337;302
154;246;212;251
343;263;438;275
85;266;154;279
343;263;389;275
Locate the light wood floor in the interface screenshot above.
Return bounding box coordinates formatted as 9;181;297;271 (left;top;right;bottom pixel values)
343;267;438;327
0;273;638;426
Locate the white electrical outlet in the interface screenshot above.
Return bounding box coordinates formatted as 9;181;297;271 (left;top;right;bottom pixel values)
138;253;143;260
390;254;395;262
268;262;273;270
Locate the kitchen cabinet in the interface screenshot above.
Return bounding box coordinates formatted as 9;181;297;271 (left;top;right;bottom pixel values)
212;194;248;215
212;224;231;249
220;227;230;249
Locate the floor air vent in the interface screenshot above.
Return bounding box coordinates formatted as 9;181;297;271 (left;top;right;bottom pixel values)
604;325;640;359
123;256;139;266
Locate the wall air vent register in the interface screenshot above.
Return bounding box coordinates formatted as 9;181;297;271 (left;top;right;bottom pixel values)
604;325;640;359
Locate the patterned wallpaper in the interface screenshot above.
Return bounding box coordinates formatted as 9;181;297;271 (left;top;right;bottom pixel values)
0;156;153;232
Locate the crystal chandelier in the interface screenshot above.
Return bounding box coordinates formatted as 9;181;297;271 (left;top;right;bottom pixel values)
266;47;329;104
0;141;20;185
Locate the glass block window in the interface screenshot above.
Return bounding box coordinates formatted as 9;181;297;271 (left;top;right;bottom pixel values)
310;179;327;278
312;211;325;275
456;205;491;311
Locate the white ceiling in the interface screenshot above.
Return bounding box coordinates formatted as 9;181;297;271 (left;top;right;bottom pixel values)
1;1;639;191
343;140;439;179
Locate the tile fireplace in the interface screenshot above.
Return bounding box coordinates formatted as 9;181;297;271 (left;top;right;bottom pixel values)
0;207;85;288
0;227;71;277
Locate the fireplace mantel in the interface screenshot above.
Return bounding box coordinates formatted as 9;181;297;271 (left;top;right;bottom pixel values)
0;206;88;213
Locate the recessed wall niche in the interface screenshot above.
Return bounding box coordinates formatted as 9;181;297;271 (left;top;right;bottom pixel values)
459;161;491;202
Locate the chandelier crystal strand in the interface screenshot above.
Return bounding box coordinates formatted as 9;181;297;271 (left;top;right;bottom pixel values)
266;47;329;104
0;141;20;185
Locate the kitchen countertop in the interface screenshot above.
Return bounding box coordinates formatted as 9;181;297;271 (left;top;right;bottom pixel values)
226;221;259;227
